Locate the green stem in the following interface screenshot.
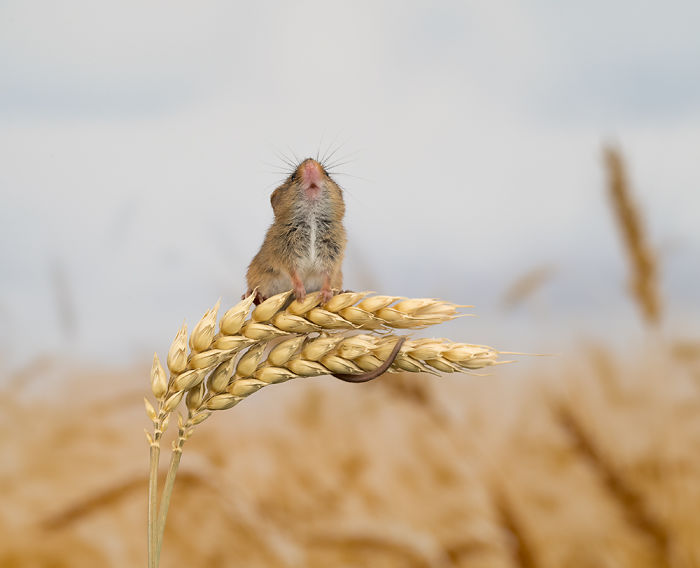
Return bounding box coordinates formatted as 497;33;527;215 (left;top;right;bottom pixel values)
155;438;184;565
148;443;160;568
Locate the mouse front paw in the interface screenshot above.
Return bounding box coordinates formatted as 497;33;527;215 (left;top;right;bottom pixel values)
292;283;306;302
289;270;306;302
320;286;333;304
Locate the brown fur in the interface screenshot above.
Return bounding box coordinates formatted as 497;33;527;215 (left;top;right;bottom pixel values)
246;158;347;303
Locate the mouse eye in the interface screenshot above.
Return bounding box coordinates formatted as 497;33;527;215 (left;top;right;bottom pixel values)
289;172;297;182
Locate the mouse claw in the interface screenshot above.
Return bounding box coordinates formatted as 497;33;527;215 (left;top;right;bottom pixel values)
244;289;266;305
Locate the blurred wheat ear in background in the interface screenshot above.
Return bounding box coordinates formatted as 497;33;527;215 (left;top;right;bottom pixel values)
604;145;662;326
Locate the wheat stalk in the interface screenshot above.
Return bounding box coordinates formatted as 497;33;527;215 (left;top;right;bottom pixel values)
145;290;507;567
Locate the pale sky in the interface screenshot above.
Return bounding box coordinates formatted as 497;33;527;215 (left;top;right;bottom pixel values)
1;1;699;367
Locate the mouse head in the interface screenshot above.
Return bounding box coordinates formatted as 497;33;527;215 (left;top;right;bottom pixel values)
270;158;344;217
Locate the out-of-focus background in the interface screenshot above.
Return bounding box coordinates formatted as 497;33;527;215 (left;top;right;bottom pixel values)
2;1;700;567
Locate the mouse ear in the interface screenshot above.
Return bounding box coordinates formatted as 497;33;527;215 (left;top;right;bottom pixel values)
270;187;283;215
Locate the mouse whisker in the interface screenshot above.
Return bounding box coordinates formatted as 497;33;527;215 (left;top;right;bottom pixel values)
322;146;344;169
270;144;299;169
264;160;293;170
327;172;371;182
324;159;355;171
321;136;352;168
286;146;301;165
275;154;297;171
324;149;361;171
316;131;328;163
263;164;295;178
321;133;344;161
265;172;294;179
268;143;296;165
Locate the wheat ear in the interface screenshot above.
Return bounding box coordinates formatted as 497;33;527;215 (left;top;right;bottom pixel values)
145;290;506;567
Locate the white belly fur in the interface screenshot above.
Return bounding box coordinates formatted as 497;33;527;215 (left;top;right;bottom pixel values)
263;211;324;296
296;212;324;288
263;203;326;297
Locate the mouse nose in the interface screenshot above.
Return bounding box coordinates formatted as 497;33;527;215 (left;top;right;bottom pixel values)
300;159;323;188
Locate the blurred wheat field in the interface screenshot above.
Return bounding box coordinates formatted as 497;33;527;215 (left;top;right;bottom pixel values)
2;343;700;568
3;148;698;567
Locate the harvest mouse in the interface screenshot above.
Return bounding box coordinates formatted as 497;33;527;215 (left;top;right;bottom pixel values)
245;157;403;383
246;158;346;305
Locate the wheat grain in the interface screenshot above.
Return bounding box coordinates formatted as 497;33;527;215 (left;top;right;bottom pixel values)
189;300;220;352
252;290;293;322
166;324;188;375
220;293;256;335
150;354;168;400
